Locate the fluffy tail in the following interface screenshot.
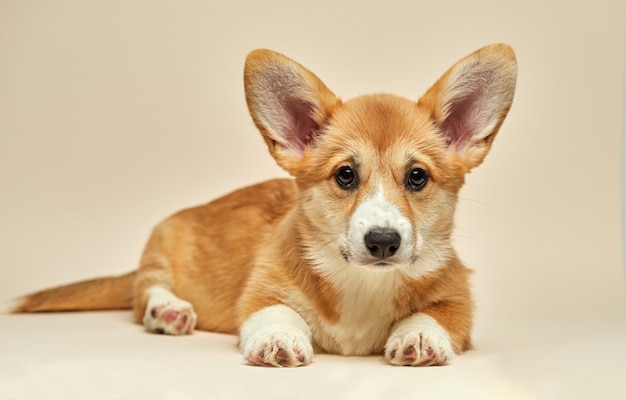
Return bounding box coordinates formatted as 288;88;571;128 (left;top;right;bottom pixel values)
4;271;136;313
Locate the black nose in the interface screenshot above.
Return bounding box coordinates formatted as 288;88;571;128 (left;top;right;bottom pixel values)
364;228;401;259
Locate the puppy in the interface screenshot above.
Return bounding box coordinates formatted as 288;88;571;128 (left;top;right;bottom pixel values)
5;44;517;367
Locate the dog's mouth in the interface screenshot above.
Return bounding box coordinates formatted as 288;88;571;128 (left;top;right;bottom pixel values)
372;261;394;268
340;246;419;270
341;250;414;269
355;259;407;271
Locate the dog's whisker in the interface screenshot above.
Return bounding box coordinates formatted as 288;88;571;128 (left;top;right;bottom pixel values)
455;196;494;211
421;240;445;270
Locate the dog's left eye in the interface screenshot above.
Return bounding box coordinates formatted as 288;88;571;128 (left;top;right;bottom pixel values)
405;168;429;191
335;166;358;190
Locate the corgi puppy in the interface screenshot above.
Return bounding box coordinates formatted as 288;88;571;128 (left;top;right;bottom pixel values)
5;44;517;367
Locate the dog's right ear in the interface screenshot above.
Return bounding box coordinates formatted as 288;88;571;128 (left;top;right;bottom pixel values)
418;44;517;171
244;49;342;174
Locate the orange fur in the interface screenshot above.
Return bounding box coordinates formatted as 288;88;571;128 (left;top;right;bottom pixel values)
8;44;517;366
13;272;135;313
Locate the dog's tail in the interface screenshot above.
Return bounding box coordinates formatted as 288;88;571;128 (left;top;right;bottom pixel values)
2;271;136;313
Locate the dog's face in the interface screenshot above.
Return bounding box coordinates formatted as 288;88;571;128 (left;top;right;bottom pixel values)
297;94;462;272
244;45;517;275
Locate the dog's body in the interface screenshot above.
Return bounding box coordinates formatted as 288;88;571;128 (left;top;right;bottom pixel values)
5;45;517;367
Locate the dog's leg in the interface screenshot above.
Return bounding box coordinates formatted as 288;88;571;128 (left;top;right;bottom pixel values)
133;245;197;335
239;304;314;367
384;313;456;366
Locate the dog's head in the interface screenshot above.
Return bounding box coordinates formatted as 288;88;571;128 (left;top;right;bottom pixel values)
244;45;517;275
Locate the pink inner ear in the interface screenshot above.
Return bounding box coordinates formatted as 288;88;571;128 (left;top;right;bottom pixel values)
437;61;504;153
282;98;321;155
439;92;484;150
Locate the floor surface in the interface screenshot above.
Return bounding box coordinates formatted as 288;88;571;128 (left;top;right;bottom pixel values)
1;311;625;399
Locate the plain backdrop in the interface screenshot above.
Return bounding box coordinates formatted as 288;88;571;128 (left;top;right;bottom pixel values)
1;1;625;399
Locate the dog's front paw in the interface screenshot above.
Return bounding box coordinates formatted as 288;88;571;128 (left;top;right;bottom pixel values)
239;304;313;367
384;313;455;366
241;329;313;367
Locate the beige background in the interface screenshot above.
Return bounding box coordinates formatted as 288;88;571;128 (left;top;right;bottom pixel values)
1;1;625;398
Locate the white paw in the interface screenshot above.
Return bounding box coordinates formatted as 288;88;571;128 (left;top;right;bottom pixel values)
142;287;197;335
384;313;455;366
241;328;313;367
239;305;313;367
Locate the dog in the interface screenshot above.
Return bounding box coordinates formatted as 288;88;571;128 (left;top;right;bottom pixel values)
4;44;517;367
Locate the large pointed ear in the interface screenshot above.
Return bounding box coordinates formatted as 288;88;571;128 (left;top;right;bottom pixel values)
418;44;517;170
244;49;342;173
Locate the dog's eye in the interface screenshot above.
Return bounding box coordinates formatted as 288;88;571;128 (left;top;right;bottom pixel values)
405;168;429;191
335;166;358;190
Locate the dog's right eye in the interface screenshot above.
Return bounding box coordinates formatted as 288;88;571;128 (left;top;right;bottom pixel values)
335;166;358;190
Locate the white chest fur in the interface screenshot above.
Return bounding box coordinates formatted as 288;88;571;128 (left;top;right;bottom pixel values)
304;262;407;356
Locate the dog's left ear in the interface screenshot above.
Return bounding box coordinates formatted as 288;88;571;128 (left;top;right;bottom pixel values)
418;44;518;171
244;49;342;174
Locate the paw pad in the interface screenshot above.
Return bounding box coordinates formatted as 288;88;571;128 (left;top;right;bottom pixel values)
142;291;197;335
